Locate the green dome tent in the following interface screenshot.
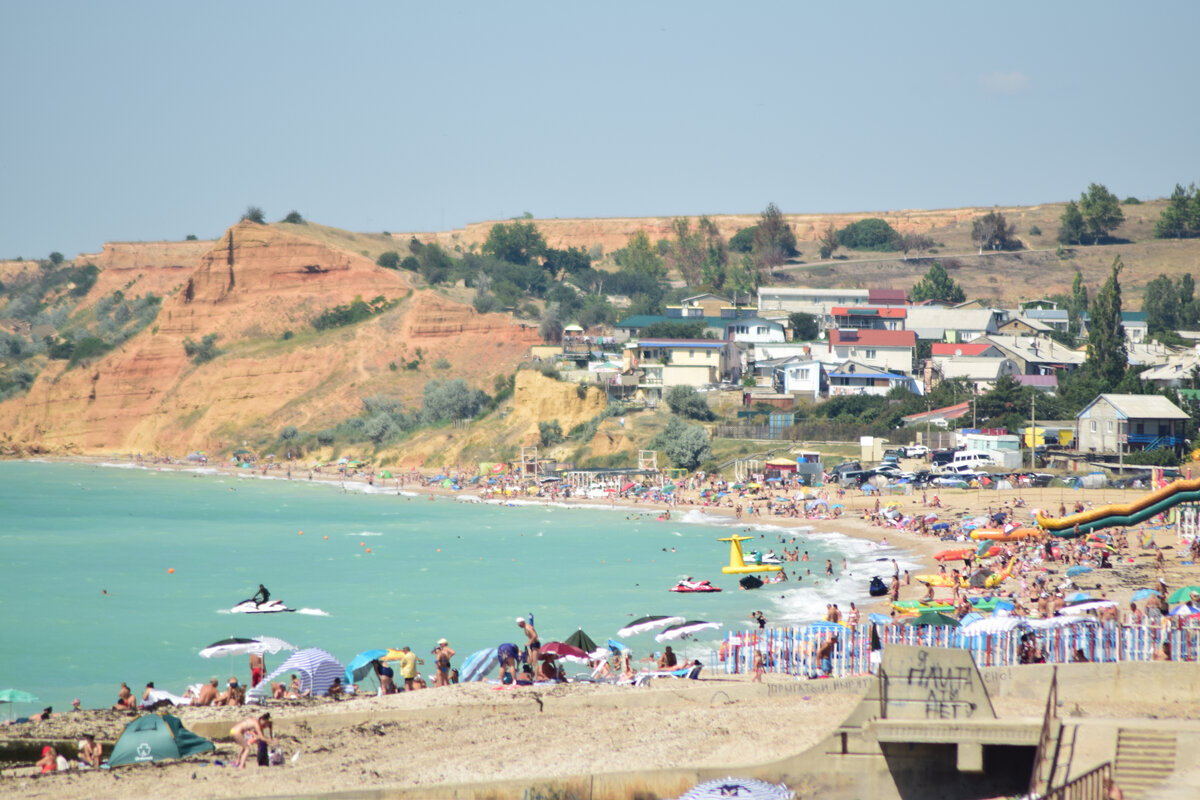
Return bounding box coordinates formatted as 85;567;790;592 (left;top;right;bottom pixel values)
109;713;215;767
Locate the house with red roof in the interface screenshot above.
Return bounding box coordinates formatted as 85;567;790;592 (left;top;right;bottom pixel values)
827;328;916;375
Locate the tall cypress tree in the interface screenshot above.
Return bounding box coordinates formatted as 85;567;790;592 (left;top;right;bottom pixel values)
1085;256;1127;386
1068;270;1088;338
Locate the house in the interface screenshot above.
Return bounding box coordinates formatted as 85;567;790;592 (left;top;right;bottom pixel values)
929;356;1022;393
905;307;1005;343
828;360;922;397
830;306;907;331
1125;340;1180;368
930;342;1005;358
868;288;908;306
827;328;917;375
1014;374;1059;393
1137;349;1200;389
1075;394;1191;455
757;287;870;317
623;338;737;400
1024;307;1087;336
771;357;826;401
977;335;1086;375
1122;311;1148;345
996;316;1055;336
723;316;786;344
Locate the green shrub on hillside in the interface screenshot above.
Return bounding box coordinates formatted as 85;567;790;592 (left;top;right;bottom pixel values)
836;218;900;251
312;295;395;330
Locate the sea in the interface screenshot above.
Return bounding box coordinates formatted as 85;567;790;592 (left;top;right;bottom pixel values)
0;461;919;711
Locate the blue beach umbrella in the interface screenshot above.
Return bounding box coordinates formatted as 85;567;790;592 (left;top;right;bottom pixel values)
804;621;848;633
868;613;892;626
1068;592;1093;604
607;638;629;653
1066;565;1093;577
1131;588;1159;602
344;649;389;686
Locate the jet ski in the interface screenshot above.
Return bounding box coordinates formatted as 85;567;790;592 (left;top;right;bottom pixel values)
669;579;722;593
746;550;784;564
231;599;295;614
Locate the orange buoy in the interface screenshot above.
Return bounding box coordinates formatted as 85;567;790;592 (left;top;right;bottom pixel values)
366;548;371;553
299;530;304;535
323;535;329;540
167;568;175;574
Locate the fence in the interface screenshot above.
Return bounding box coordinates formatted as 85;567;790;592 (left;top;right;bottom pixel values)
719;622;1200;678
1044;762;1112;800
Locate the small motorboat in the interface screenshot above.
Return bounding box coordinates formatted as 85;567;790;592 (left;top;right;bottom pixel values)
868;576;889;597
230;599;295;614
670;579;722;593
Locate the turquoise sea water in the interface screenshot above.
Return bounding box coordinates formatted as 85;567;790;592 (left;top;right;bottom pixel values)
0;461;917;711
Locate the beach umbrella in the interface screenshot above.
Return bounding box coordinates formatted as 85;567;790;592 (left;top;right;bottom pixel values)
961;616;1028;637
617;616;685;637
1066;565;1094;577
905;610;960;628
675;777;792;800
958;612;983;627
1067;592;1093;604
607;638;629;653
538;642;588;661
655;620;722;642
1131;588;1160;602
805;620;849;633
0;689;39;721
1167;586;1200;604
247;648;343;699
1028;616;1100;629
459;647;500;682
344;649;390;686
199;635;297;659
379;471;392;479
564;629;599;654
868;613;893;626
1060;600;1116;615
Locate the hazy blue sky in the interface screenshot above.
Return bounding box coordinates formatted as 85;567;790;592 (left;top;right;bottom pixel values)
2;1;1196;259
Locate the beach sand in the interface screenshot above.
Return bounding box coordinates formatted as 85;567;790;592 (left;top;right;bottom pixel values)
5;457;1200;798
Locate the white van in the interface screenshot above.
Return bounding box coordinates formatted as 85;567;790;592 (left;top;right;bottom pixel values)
937;450;994;472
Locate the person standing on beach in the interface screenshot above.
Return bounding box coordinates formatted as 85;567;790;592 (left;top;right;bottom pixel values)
518;617;540;668
433;639;454;687
397;646;423;691
249;653;264;688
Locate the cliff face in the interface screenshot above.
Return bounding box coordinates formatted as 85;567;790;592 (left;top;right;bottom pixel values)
0;222;539;456
394;207;1029;254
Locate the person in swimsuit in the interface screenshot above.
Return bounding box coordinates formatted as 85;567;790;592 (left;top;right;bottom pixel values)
433;639;454;687
229;713;274;768
498;642;521;684
251;584;270;607
78;734;102;768
517;617;540;667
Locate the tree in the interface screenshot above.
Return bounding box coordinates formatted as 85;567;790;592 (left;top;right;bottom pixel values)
665;385;716;421
665;218;707;286
538;420;564;446
542;246;591;277
282;210;305;224
482;221;546;266
1154;183;1198;239
788;312;820;341
618;230;666;279
1143;274;1181;335
48;251;64;265
729;226;756;253
1085;256;1127;386
1179;273;1199;327
836;218;900;251
376;251;401;270
1068;270;1088;338
539;305;564;343
419;378;487;423
639;320;710;339
752;202;797;273
909;261;965;304
1077;183;1124;244
971;210;1019;253
242;206;266;224
899;233;933;260
1057;200;1086;245
818;223;839;259
652;417;712;470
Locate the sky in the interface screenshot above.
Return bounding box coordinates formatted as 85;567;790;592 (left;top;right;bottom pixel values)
2;0;1197;259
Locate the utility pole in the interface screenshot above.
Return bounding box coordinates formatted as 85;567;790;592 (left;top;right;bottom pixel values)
1030;392;1036;470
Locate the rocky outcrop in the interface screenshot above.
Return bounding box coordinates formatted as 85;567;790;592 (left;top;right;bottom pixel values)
0;222;538;455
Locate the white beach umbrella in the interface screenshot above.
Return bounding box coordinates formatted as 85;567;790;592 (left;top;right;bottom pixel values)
199;636;297;658
654;620;722;643
675;777;792;800
960;616;1030;637
617;616;685;637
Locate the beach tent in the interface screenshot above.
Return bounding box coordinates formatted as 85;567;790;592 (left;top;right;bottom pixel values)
109;713;214;767
247;648;344;700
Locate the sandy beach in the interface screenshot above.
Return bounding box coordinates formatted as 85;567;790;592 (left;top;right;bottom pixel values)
4;456;1200;798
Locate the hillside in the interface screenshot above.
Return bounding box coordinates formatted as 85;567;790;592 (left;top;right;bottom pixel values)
0;221;538;457
1;197;1196;464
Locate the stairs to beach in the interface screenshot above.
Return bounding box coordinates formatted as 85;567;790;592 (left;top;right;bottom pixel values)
1114;728;1177;799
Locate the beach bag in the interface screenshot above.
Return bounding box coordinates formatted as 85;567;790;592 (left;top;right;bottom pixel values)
269;747;284;766
257;739;269;766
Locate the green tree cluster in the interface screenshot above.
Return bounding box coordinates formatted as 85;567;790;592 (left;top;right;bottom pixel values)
242;206;266;224
312;295;395;330
1154;183;1200;239
1058;184;1124;245
909;262;965;304
1142;273;1199;335
971;211;1021;253
183;333;221;364
664;385;716;421
836;218;900;252
651;417;712;471
1085;257;1128;385
788;312;820;341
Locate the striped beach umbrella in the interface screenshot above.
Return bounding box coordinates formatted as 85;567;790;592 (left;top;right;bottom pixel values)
675;777;792;800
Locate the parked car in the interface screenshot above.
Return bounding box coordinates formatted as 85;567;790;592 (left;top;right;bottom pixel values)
931;449;959;468
903;444;930;458
883;448;905;459
831;461;862;476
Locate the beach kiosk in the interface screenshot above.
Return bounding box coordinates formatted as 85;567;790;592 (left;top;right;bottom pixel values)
719;534;783;575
